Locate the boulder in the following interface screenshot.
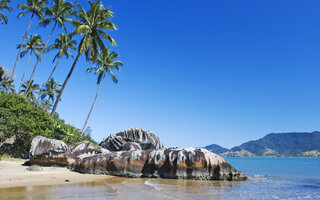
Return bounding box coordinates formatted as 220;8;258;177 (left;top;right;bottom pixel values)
100;127;164;151
0;136;18;157
71;141;111;160
29;136;70;166
70;147;247;181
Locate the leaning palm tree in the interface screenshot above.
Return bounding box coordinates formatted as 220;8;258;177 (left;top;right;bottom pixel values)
11;0;47;81
17;34;44;92
51;0;117;117
36;33;76;103
0;0;12;24
19;80;39;100
40;78;61;103
26;0;74;93
81;48;122;134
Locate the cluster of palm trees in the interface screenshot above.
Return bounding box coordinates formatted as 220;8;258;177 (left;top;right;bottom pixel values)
0;0;123;134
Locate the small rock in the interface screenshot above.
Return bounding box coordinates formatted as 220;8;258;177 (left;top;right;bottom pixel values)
26;165;43;171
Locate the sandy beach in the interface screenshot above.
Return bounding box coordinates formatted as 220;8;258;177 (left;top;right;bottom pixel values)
0;160;111;189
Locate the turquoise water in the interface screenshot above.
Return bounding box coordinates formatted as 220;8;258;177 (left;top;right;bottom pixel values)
1;157;320;200
225;157;320;199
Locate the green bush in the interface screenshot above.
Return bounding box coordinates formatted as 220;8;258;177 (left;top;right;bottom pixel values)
0;93;93;157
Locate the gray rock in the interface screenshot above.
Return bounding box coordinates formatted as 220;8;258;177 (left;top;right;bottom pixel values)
29;136;70;166
26;165;43;171
101;127;164;151
121;142;142;151
71;141;111;160
70;147;247;181
100;134;126;151
0;136;16;157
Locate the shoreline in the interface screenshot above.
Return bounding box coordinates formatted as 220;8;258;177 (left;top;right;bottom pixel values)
0;160;112;189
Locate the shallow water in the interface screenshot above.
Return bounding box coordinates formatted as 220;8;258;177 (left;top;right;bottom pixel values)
1;157;320;200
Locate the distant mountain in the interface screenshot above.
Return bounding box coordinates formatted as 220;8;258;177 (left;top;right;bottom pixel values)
205;131;320;157
203;144;229;155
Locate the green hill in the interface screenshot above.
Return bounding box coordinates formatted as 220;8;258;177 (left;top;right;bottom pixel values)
206;132;320;157
202;144;229;155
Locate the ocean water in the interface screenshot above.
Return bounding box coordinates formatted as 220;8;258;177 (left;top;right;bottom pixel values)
1;157;320;200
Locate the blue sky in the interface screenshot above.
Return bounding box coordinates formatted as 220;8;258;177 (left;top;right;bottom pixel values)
1;0;319;148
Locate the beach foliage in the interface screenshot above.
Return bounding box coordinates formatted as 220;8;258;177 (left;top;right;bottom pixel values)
0;93;93;157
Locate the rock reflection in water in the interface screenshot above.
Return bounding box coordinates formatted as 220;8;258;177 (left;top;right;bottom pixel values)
0;177;242;200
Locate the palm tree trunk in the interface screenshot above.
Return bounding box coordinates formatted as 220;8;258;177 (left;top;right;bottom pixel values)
25;21;57;95
18;51;32;92
10;13;34;83
51;53;81;118
81;73;104;135
36;55;62;104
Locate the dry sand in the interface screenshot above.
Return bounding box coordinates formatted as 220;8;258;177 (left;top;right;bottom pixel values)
0;160;111;188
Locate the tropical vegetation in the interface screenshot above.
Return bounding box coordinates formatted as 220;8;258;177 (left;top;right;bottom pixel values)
0;92;92;157
0;0;123;158
0;0;12;24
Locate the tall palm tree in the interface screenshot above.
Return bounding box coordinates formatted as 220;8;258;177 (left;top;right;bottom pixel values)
17;34;44;92
40;78;61;103
19;80;39;100
11;0;47;82
0;0;12;24
26;0;74;93
51;0;117;117
36;33;76;103
81;48;122;134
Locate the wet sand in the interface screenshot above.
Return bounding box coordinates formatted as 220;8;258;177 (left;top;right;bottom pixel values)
0;161;111;188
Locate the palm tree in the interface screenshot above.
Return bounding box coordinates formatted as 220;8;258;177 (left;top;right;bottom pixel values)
51;0;117;117
36;33;76;103
40;78;61;103
0;75;14;93
11;0;47;82
40;98;52;111
0;0;12;24
17;34;44;92
26;0;74;93
81;48;122;134
19;80;39;100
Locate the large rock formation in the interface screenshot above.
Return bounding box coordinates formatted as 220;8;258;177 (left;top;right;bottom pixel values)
29;136;70;166
29;129;247;181
69;147;246;180
100;127;163;151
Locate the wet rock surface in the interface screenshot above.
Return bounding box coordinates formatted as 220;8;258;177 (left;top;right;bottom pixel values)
29;128;247;181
